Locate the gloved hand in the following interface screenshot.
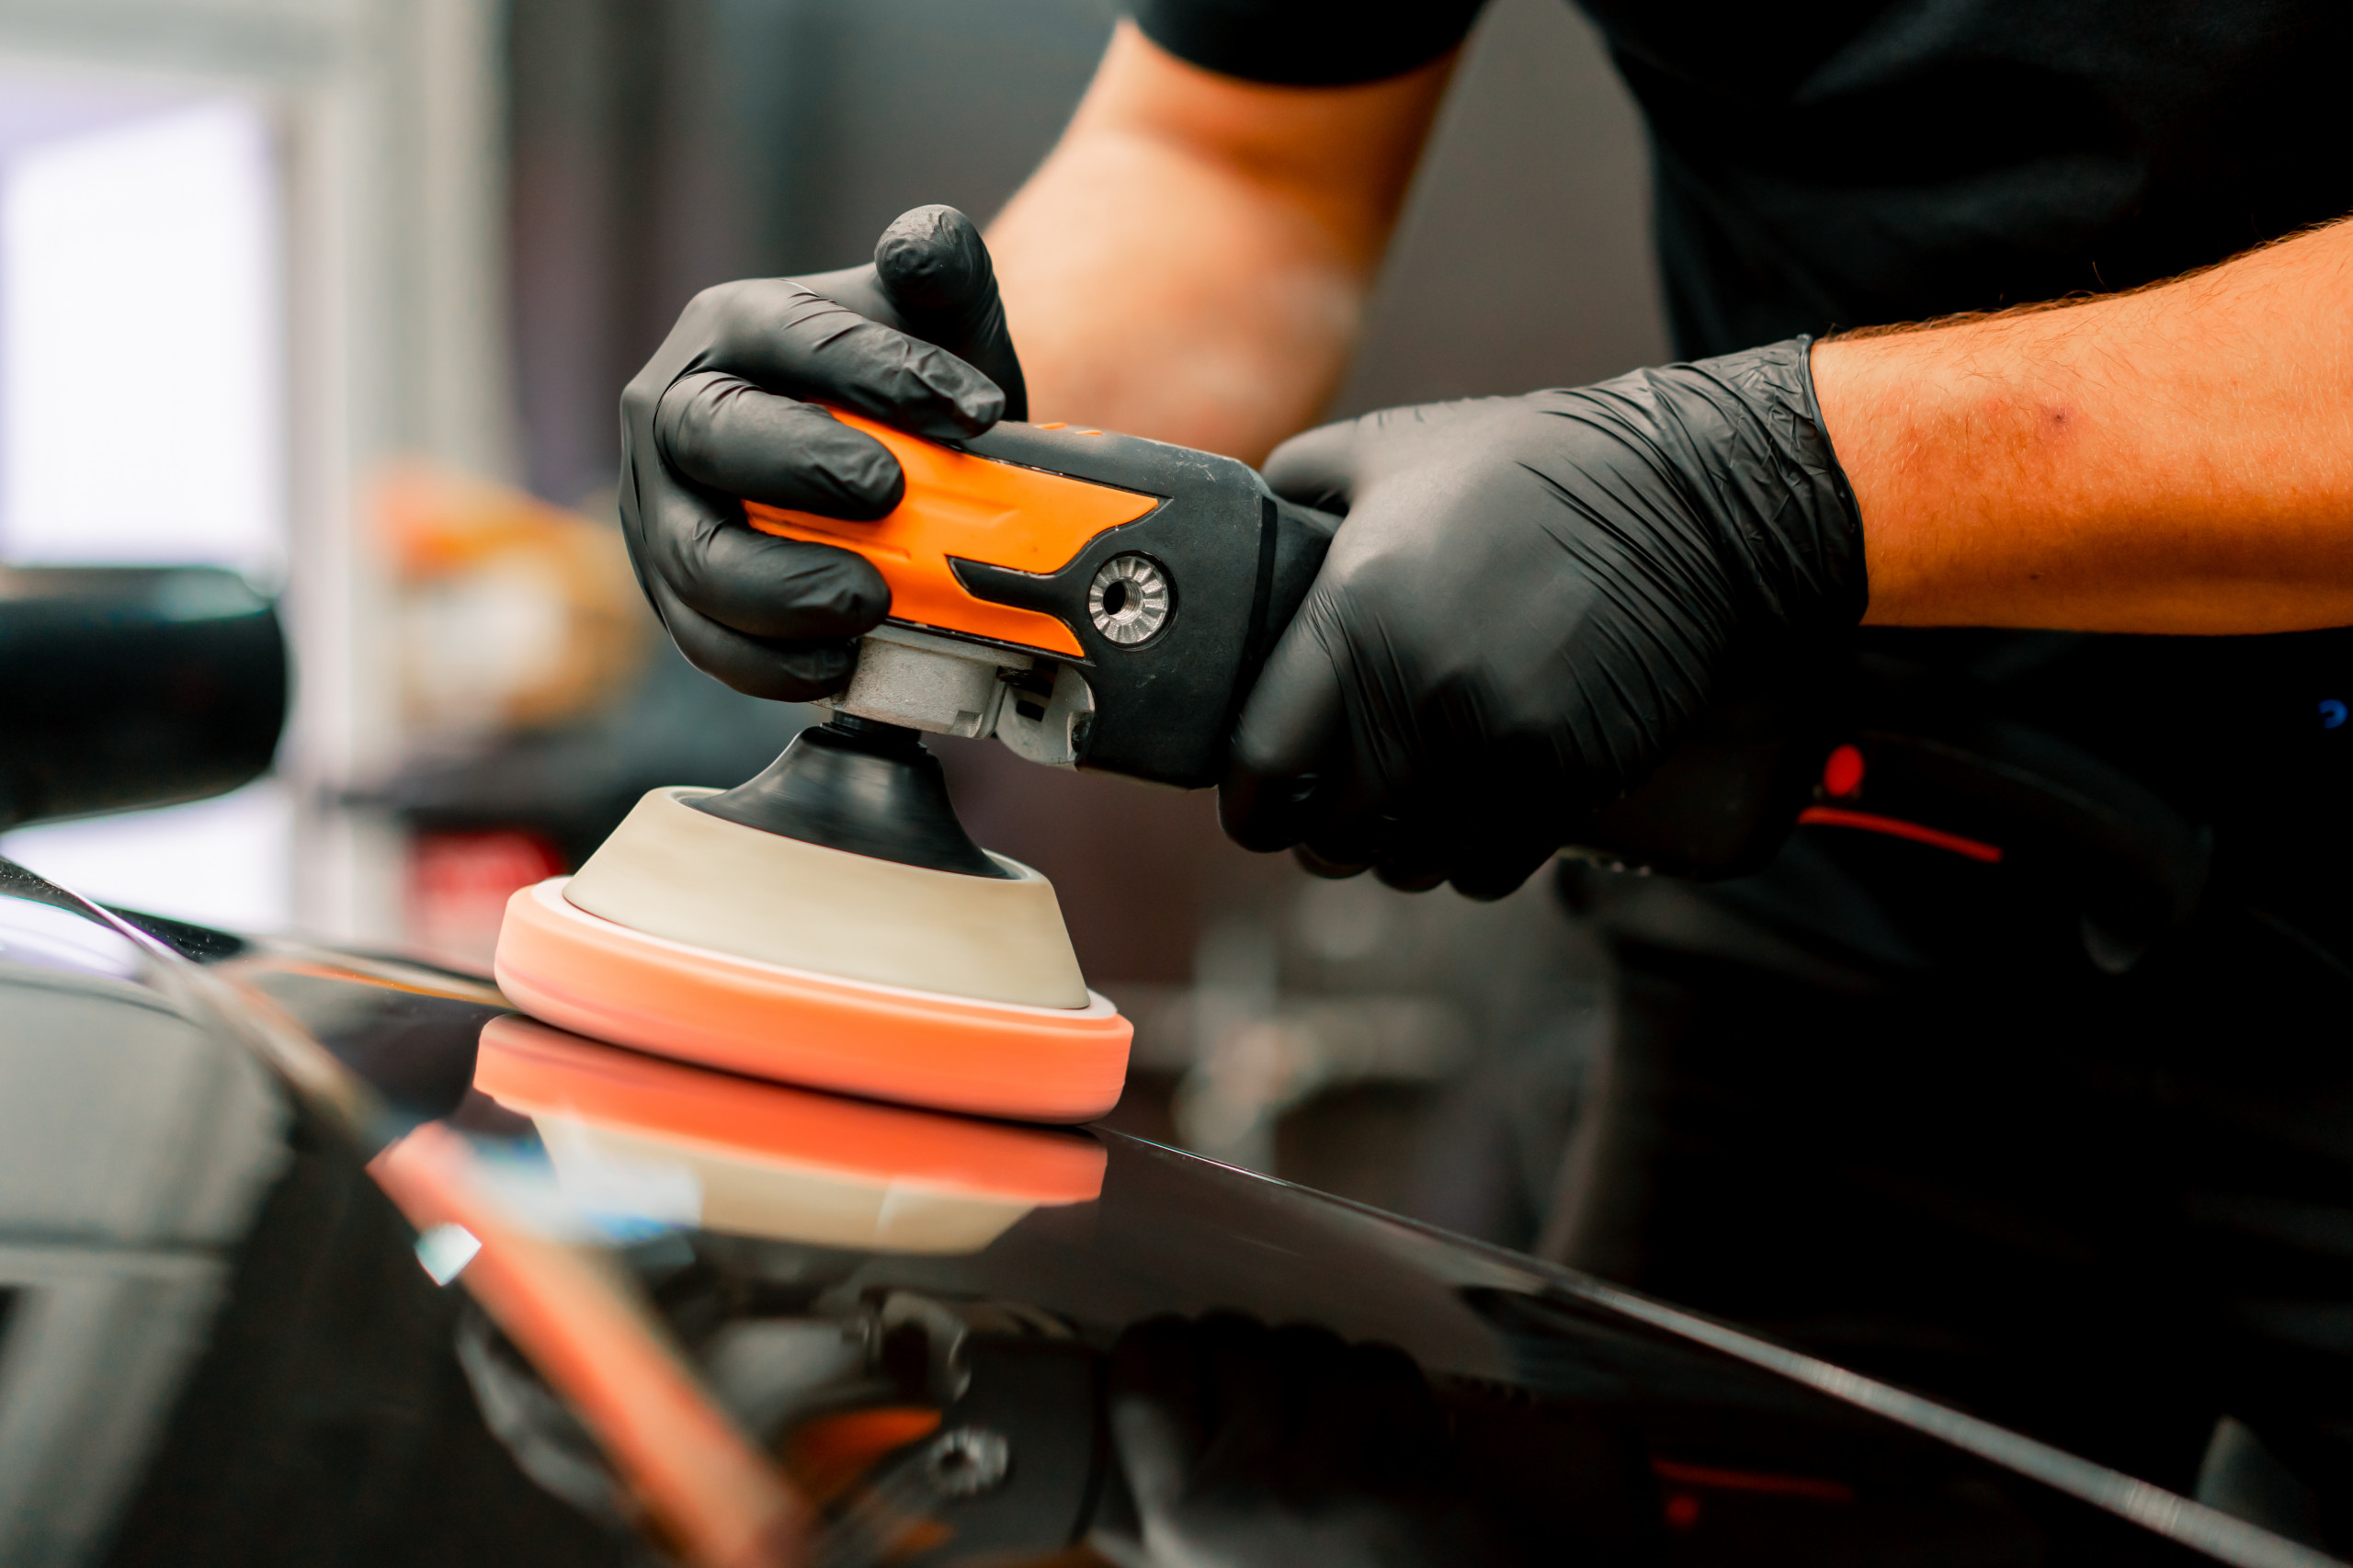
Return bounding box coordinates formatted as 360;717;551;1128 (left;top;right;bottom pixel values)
1218;339;1867;900
619;205;1023;700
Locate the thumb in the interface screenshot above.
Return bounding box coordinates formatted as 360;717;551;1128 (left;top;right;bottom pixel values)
1220;585;1350;853
1260;416;1367;515
871;204;1027;420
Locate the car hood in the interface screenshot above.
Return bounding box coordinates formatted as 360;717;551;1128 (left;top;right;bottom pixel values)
0;857;2327;1568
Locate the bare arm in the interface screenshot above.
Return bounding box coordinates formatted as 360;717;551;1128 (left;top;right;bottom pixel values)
1815;216;2353;634
987;21;1457;462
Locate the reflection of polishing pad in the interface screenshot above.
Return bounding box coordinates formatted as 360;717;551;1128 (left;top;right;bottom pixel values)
475;1014;1107;1254
494;877;1131;1122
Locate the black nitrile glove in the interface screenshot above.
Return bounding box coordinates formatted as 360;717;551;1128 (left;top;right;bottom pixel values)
1220;339;1866;900
619;205;1023;700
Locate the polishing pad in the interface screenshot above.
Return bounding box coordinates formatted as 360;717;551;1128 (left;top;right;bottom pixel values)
567;787;1088;1007
494;879;1130;1121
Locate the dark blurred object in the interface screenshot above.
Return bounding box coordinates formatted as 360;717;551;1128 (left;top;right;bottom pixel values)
1097;1312;1650;1568
0;566;286;830
1573;643;1849;881
369;641;808;873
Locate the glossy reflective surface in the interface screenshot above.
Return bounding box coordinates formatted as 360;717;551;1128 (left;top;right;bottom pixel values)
0;855;2335;1568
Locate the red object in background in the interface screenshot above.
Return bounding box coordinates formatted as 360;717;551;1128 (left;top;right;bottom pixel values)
1803;742;2006;862
1795;806;2005;864
1651;1459;1857;1503
1821;743;1866;799
409;829;567;969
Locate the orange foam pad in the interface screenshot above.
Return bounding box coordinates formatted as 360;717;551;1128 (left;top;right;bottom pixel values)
494;879;1131;1122
476;1013;1107;1205
743;410;1157;657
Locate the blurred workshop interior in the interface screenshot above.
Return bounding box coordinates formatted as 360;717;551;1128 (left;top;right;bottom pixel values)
0;0;1667;1244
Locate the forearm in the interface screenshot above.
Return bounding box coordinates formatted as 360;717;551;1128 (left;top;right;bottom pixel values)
987;22;1453;462
989;132;1364;461
1815;215;2353;633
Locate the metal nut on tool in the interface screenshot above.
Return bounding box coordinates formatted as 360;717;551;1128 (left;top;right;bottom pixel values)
825;622;1027;738
1087;554;1171;646
923;1426;1011;1498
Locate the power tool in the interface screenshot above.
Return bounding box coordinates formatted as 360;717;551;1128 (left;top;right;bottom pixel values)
493;414;1344;1121
492;411;1837;1119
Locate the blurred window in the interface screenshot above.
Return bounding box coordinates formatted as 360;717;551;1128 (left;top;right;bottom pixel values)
0;93;282;572
0;82;290;931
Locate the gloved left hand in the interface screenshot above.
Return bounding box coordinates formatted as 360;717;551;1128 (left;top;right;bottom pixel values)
1219;338;1867;899
618;205;1024;701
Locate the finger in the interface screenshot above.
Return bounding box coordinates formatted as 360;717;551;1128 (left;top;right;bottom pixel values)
1446;762;1572;900
1374;858;1450;894
1220;590;1351;853
871;205;1028;420
1371;815;1453;893
635;472;889;643
1448;833;1557;902
709;278;1004;440
658;374;903;518
1260;417;1366;514
644;571;860;702
1293;842;1372;880
1297;810;1393;879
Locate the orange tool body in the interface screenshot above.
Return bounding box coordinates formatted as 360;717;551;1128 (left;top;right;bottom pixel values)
748;410;1337;790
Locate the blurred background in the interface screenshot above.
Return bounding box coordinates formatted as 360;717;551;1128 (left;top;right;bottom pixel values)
0;0;1666;1248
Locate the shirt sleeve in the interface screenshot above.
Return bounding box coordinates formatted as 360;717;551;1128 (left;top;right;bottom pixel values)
1128;0;1486;87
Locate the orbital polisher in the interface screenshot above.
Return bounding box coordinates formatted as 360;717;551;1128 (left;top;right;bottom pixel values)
494;415;1340;1122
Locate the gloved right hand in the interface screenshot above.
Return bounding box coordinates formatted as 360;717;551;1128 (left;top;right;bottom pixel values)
1220;340;1866;900
619;205;1024;700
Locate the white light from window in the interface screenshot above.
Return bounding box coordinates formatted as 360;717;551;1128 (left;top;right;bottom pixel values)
1;98;282;573
2;780;294;934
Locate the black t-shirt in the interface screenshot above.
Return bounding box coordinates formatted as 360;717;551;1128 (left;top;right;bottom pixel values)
1134;0;2353;353
1136;0;2353;975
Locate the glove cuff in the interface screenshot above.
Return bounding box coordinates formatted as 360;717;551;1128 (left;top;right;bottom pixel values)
1635;336;1870;636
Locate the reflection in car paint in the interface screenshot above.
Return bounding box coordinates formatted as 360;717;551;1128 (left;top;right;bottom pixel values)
371;1120;808;1568
475;1016;1105;1254
0;855;2336;1568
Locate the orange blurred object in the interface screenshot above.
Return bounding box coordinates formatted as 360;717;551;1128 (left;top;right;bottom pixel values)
781;1408;943;1506
378;463;649;735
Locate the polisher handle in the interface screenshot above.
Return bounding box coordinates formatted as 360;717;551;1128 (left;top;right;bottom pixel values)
744;411;1155;657
749;410;1343;790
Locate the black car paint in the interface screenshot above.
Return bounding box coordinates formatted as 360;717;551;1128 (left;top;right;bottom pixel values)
0;857;2326;1568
